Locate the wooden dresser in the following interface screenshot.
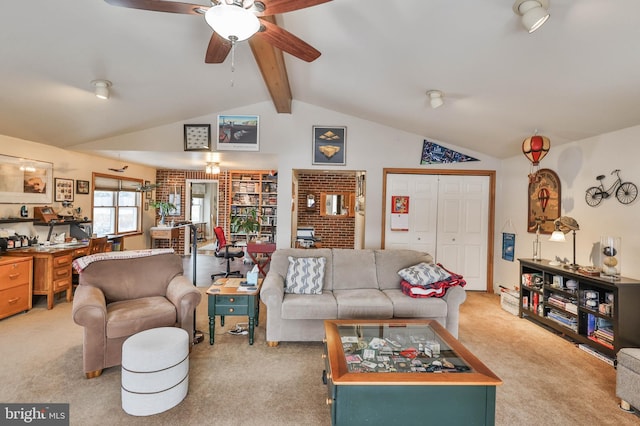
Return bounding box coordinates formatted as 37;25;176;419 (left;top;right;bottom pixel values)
5;244;88;310
0;256;33;320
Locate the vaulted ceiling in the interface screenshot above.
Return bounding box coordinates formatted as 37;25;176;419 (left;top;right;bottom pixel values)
2;1;640;168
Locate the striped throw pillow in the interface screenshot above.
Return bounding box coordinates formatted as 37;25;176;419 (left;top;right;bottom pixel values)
285;256;326;294
398;262;451;286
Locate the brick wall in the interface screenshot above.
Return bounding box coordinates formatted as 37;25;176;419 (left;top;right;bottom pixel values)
154;169;229;253
297;172;356;248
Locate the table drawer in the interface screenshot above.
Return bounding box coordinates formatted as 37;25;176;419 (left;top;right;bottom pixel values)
0;261;31;291
53;254;73;267
53;266;71;280
53;276;72;292
0;284;30;319
216;304;249;315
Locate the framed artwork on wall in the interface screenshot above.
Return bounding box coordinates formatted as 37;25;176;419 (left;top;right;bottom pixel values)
76;180;90;194
0;154;53;204
312;126;346;165
528;168;561;234
55;178;74;202
184;124;211;151
217;115;259;151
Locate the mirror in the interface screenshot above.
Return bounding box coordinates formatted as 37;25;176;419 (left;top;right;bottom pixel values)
320;192;354;216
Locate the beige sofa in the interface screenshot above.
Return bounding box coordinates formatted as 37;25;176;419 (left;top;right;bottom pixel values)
260;248;466;345
72;252;201;378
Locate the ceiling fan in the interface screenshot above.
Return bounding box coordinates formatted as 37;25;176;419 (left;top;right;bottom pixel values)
104;0;332;63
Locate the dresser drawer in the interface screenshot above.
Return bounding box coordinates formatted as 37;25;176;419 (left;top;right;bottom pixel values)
0;259;31;291
0;284;30;319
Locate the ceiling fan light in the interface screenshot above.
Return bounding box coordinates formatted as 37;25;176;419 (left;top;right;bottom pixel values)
426;90;444;109
205;4;260;42
513;0;549;33
91;79;112;100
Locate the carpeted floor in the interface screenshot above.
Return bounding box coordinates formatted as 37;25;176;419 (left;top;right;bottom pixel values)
0;263;638;425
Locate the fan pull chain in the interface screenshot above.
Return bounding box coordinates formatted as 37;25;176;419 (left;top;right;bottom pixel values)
229;36;238;88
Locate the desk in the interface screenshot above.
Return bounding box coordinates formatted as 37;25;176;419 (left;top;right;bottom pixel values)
207;278;263;345
246;242;276;277
150;226;180;248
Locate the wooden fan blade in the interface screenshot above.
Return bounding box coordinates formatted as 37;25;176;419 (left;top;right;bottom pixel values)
104;0;207;15
256;18;320;62
205;33;232;63
257;0;332;16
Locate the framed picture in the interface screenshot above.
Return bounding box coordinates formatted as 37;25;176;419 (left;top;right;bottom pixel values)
528;168;561;234
217;115;259;151
76;180;90;194
144;201;149;211
54;178;74;202
0;154;53;204
144;180;152;199
312;126;346;165
184;124;211;151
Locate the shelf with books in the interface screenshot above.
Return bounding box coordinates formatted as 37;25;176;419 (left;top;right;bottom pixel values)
519;258;640;360
228;170;277;244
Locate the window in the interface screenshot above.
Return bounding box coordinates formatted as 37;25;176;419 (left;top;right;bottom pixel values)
92;173;143;236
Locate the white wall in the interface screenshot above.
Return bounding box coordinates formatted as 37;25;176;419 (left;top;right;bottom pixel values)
493;125;640;291
0;135;156;249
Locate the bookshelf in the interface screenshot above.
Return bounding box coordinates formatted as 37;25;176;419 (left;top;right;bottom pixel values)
228;170;277;244
519;258;640;360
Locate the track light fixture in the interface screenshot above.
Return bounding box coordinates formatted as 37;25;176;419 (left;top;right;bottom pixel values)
426;90;444;109
513;0;550;33
91;80;112;100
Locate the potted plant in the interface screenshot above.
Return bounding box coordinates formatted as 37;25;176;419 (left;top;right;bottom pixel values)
149;200;176;225
230;208;260;239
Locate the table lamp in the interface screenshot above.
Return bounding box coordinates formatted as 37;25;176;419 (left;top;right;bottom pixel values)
549;216;580;270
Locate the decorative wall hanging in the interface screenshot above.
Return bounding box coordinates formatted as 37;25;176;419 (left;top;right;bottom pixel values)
528;168;560;234
420;140;478;164
522;133;550;181
312;126;346;165
54;178;74;202
76;180;90;195
501;219;516;262
184;124;211;151
0;154;53;204
585;169;637;206
217;115;259;151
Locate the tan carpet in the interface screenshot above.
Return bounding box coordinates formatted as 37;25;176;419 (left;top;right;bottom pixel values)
0;290;638;425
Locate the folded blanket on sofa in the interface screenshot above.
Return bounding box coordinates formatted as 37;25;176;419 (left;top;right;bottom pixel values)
400;264;466;298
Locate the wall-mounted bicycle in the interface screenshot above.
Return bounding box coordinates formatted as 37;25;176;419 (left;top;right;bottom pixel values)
585;169;637;206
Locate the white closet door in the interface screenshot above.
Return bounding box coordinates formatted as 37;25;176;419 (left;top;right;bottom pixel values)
384;173;489;291
385;174;438;252
436;175;489;291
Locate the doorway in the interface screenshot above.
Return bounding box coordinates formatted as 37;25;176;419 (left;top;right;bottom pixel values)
184;179;219;255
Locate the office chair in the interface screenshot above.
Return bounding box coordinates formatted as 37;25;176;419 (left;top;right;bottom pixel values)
211;226;244;279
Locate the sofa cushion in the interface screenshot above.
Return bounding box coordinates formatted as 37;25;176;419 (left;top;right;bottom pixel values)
106;296;177;339
334;289;393;319
332;249;378;290
270;248;334;291
398;262;451;286
281;292;338;320
374;250;433;290
382;289;448;319
285;256;326;294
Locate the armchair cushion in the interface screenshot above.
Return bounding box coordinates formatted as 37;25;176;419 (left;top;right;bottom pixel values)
106;296;177;339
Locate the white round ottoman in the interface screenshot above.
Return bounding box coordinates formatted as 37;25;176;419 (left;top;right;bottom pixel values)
121;327;190;416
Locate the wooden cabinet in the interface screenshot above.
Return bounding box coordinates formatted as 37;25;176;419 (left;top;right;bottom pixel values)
0;256;33;319
229;170;278;244
519;258;640;360
6;244;88;310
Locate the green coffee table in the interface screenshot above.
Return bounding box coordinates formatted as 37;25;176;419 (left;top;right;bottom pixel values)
323;319;502;425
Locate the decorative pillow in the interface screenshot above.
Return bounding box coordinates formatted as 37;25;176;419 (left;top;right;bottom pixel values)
285;256;326;294
398;262;451;286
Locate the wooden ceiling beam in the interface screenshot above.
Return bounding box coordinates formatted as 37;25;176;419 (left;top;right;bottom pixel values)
249;15;292;114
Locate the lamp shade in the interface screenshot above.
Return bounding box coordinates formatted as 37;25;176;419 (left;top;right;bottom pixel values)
205;4;260;41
